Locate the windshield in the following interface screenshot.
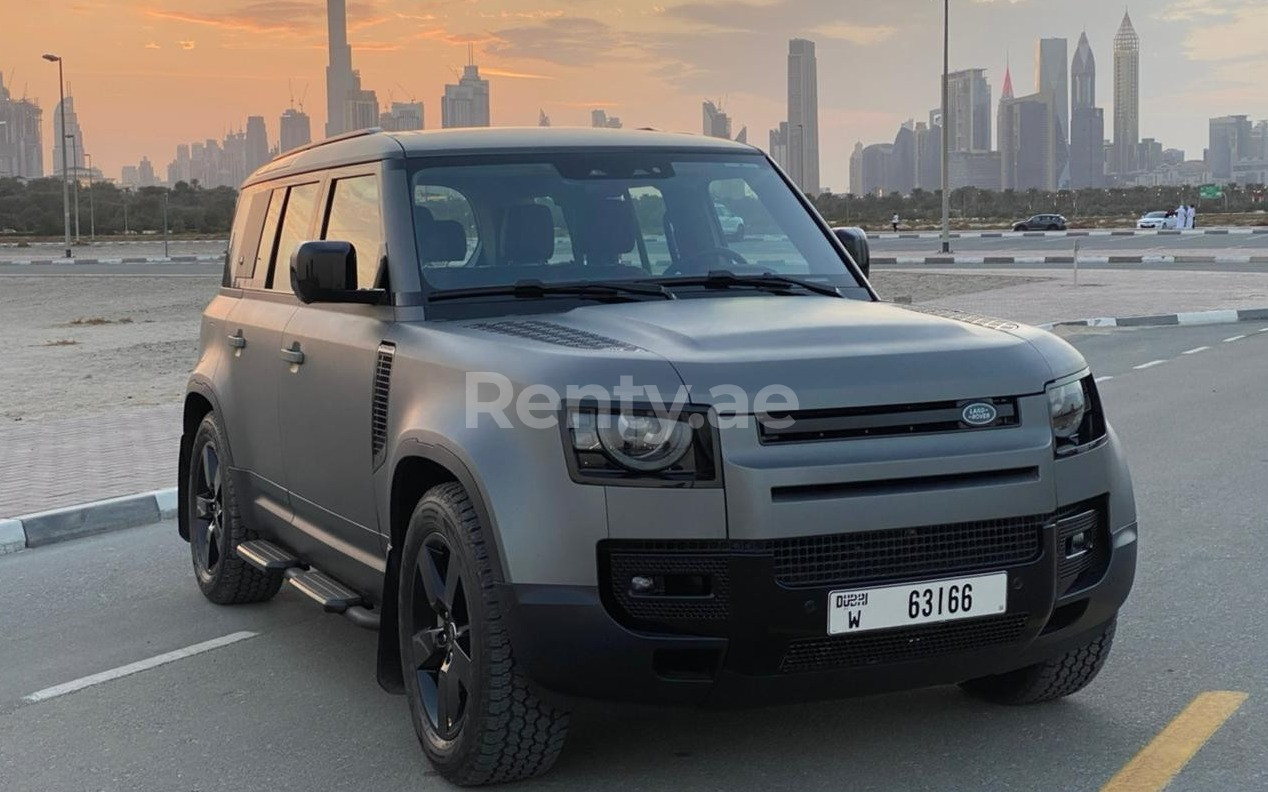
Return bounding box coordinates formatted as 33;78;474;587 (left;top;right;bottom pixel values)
406;151;865;296
1145;211;1166;218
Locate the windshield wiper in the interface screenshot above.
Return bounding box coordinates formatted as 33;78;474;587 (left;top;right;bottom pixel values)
653;270;843;298
428;279;676;303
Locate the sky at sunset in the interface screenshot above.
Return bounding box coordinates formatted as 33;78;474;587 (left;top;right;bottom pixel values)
4;0;1268;191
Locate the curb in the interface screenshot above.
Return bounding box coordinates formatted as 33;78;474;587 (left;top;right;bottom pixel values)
874;255;1268;266
0;488;177;555
1039;307;1268;330
872;227;1268;241
3;254;223;266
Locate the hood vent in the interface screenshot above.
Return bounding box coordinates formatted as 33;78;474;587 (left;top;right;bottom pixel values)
470;320;643;351
371;343;395;469
899;305;1020;332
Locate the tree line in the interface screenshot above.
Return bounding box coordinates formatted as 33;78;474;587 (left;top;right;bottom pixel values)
0;177;237;237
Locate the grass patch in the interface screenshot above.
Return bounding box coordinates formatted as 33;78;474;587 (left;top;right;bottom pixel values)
43;339;80;347
68;317;134;326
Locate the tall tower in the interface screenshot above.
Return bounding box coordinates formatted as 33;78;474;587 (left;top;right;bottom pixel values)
1071;31;1096;110
1112;11;1140;174
1036;38;1069;187
1070;30;1103;188
442;47;491;129
325;0;355;138
786;39;820;195
946;69;991;153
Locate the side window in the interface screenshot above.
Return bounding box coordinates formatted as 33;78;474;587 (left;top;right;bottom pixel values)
251;188;284;288
709;177;809;274
532;196;574;264
629;186;667;272
414;184;477;267
324;175;384;288
226;188;264;282
269;182;320;292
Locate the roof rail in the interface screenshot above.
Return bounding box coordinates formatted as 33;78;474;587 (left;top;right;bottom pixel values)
270;127;384;162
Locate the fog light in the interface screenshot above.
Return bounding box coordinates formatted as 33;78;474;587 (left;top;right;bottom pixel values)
630;575;655;593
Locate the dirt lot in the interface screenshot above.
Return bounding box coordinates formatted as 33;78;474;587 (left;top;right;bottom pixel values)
0;271;1043;421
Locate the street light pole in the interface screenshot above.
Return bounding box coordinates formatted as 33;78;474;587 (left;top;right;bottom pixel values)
67;134;80;242
939;0;951;254
42;54;72;259
162;190;170;258
84;152;96;242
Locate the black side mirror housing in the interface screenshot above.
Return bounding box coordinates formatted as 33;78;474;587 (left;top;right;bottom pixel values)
832;227;871;278
291;241;383;304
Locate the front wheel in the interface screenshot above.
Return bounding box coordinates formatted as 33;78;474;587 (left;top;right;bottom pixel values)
399;482;570;786
960;619;1116;705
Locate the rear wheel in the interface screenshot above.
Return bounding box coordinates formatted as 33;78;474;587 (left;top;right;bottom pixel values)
399;482;570;786
187;413;284;604
960;619;1116;704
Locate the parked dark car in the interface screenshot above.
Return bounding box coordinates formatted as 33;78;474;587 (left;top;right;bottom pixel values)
1013;214;1068;232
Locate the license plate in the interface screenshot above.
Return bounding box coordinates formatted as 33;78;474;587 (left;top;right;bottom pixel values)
827;572;1008;635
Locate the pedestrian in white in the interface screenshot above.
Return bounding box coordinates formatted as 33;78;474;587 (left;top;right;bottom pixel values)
1176;203;1187;230
891;213;900;233
1187;203;1197;229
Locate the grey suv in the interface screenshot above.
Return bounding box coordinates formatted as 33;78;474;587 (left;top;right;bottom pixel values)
179;128;1136;785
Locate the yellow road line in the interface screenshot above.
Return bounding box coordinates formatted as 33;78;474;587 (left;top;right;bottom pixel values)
1101;690;1249;792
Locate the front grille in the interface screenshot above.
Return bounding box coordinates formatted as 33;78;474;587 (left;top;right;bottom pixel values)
772;513;1046;589
759;397;1019;444
780;614;1029;673
608;552;731;622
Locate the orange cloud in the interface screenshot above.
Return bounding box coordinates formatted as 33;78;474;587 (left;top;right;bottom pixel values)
177;40;196;50
480;66;554;80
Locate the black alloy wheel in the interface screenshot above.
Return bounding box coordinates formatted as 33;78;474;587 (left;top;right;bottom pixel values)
407;532;474;740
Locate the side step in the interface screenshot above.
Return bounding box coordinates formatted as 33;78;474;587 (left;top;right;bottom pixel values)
236;539;300;571
286;568;381;630
235;540;380;630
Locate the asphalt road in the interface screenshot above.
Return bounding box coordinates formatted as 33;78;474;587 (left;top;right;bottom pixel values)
1;323;1266;791
871;232;1268;254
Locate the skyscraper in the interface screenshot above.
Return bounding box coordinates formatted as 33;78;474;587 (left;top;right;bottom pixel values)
1036;38;1069;186
381;101;424;132
1070;32;1104;188
849;142;864;195
590;109;621;129
538;109;551;127
279;108;312;153
946;69;992;153
442;49;490;129
52;95;86;177
786;39;820;195
1112;11;1140;174
325;0;356;138
769;122;789;172
0;71;43;179
702;100;732;139
1209;115;1253;180
245;115;269;173
1000;91;1057;190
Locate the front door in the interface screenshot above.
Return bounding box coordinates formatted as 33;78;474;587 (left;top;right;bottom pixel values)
276;172;393;586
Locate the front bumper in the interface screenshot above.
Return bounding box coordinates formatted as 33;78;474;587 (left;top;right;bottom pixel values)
503;512;1136;707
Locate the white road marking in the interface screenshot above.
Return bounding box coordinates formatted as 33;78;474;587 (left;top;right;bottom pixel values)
22;631;258;704
1223;335;1246;343
1134;360;1167;370
1259;327;1268;333
1182;346;1211;355
1095;376;1114;383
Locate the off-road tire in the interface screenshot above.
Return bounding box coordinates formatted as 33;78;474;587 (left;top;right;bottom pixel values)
960;619;1116;705
399;482;570;786
187;413;284;605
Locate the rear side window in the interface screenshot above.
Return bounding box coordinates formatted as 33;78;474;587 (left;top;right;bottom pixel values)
269;182;320;292
226;188;267;283
252;188;285;287
323;175;384;288
414;185;477;267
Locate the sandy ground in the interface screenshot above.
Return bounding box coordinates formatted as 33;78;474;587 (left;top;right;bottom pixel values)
0;271;1042;422
0;275;220;420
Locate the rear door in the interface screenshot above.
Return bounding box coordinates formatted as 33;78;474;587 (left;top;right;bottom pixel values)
217;182;318;531
276;169;394;584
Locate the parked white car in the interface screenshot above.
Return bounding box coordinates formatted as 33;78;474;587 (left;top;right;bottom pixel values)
1136;211;1176;230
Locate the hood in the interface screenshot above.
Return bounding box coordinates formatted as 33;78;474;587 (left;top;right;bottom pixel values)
439;297;1086;412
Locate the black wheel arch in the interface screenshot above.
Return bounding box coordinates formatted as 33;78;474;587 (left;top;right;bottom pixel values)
377;440;507;694
178;382;224;542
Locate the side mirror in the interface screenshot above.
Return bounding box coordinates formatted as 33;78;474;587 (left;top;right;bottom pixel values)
291;240;380;304
833;227;870;278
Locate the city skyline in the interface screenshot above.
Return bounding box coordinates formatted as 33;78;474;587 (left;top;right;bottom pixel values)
3;0;1267;190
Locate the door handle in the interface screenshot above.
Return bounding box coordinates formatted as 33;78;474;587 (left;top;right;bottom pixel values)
227;330;246;349
280;343;305;365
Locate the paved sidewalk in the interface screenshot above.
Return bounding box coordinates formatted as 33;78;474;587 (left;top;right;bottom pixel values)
0;405;179;519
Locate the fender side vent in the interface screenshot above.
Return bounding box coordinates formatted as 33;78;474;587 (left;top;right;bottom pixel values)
371;342;395;468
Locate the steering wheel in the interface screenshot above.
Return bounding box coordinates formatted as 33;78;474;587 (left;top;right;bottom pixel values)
662;246;750;277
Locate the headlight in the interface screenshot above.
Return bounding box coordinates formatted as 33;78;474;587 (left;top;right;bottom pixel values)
565;407;718;485
1046;375;1106;455
1047;380;1086;439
